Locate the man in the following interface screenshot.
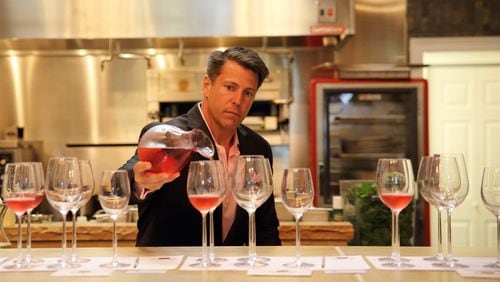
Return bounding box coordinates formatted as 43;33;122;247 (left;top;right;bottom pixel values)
121;47;281;246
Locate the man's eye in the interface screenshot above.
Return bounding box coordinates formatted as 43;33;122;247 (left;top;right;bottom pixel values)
225;85;235;91
244;91;255;97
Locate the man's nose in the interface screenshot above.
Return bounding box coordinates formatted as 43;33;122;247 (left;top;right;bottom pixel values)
233;91;244;105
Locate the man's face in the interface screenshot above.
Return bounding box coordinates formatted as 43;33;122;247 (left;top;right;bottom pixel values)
203;60;258;133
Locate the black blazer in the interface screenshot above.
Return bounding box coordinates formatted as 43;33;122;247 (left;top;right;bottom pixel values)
120;105;281;246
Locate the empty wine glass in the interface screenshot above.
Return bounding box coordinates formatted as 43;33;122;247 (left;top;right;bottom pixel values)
187;160;225;268
2;162;37;269
98;170;131;268
45;157;83;269
281;168;314;268
417;156;446;262
376;158;415;268
208;160;227;263
232;155;272;267
480;167;500;268
429;154;468;268
24;162;45;265
69;160;95;264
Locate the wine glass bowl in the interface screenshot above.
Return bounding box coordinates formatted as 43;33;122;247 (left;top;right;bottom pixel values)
98;170;131;268
281;168;314;268
376;158;415;268
186;160;225;268
480;167;500;268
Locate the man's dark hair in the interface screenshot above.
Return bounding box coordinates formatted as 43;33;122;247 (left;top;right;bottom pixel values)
206;47;269;89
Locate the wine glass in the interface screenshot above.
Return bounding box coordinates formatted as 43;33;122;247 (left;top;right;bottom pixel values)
1;162;37;269
480;167;500;268
208;160;227;263
98;170;131;268
187;160;225;268
376;158;415;268
232;155;272;267
24;162;45;265
429;154;468;268
69;160;95;264
417;156;446;262
281;168;314;268
45;157;83;269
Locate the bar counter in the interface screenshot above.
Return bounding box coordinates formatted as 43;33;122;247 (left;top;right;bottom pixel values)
0;246;495;281
4;221;355;247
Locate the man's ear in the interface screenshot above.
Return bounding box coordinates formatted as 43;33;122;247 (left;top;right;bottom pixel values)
202;75;211;99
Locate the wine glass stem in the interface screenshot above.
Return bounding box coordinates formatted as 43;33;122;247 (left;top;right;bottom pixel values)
201;213;208;266
26;210;32;263
112;219;118;265
391;211;401;264
61;213;68;268
436;207;444;258
496;215;500;265
248;211;256;262
446;209;454;266
15;215;23;267
209;209;215;261
71;210;77;261
295;215;302;264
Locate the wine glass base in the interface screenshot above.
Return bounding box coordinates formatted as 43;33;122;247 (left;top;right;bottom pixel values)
209;257;228;263
47;261;81;269
378;256;410;262
71;256;91;263
25;257;44;264
100;261;130;269
237;256;270;262
483;262;500;268
234;259;267;268
432;261;468;268
283;260;314;268
3;262;36;270
189;260;220;268
381;262;415;268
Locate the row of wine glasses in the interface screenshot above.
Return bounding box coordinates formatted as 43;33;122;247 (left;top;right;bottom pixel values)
1;158;131;270
187;155;314;269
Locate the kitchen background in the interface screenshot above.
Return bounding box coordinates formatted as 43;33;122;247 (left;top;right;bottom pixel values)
0;0;499;248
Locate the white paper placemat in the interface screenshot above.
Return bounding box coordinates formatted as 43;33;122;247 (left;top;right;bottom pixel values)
180;256;323;271
366;256;498;272
323;256;370;273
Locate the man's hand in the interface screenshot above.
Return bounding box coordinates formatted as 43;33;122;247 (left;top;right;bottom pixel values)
133;161;180;193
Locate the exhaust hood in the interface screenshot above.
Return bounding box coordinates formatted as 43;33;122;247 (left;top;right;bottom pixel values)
0;0;354;41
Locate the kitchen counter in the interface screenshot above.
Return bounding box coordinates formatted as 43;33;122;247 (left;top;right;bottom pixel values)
0;246;495;282
3;221;354;248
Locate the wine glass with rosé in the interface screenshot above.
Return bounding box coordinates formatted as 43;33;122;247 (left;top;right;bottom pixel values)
376;158;415;268
187;160;225;268
1;162;38;270
24;162;45;265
